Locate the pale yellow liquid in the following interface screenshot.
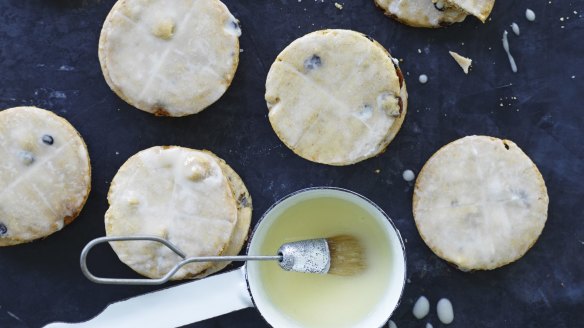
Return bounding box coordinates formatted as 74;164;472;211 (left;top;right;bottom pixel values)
257;197;393;328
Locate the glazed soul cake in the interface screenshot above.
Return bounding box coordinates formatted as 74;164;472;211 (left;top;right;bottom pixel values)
413;136;549;270
374;0;495;28
0;107;91;246
105;146;252;279
265;29;407;166
99;0;241;116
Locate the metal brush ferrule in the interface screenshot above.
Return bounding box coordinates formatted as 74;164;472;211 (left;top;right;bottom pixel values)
277;238;330;274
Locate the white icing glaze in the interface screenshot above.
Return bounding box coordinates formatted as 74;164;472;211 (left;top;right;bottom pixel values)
413;136;549;270
99;0;240;116
526;9;536;22
105;146;238;279
413;295;430;319
502;30;518;73
437;298;454;324
0;107;90;246
266;29;407;165
511;22;520;36
403;169;416;181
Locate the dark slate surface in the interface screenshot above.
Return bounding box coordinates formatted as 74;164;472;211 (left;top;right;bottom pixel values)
1;0;583;327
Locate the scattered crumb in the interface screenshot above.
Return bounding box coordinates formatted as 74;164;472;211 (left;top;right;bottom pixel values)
449;51;472;74
239;49;244;53
388;320;398;328
115;151;119;155
374;169;381;174
419;74;428;84
426;323;433;328
418;48;422;53
334;2;343;10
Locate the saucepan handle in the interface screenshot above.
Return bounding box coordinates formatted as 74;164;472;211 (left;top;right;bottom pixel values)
44;267;253;328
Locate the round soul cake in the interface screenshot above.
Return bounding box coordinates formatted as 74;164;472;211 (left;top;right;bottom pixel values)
265;29;408;166
105;146;252;279
413;136;548;270
0;106;91;246
374;0;495;28
374;0;467;28
99;0;241;116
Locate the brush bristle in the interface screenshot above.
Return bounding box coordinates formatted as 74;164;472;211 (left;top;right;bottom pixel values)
327;235;366;276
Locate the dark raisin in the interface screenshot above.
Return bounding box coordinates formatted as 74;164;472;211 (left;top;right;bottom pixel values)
42;134;54;145
19;151;35;165
304;55;322;71
394;65;404;89
238;193;249;207
397;97;403;115
0;223;7;236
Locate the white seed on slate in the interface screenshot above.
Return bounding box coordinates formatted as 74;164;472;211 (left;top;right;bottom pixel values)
419;74;428;84
526;9;536;22
511;22;520;36
413;296;430;319
403;169;415;182
426;323;433;328
437;298;454;324
388;320;398;328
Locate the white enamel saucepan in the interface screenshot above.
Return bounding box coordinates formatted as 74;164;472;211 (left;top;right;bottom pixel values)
45;187;407;328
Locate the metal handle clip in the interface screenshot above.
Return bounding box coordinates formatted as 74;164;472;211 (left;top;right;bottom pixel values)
80;236;280;285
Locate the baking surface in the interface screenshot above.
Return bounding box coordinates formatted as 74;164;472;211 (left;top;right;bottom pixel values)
0;0;582;327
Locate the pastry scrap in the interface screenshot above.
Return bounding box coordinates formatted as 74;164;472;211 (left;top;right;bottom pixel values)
99;0;241;116
374;0;495;28
449;51;472;74
0;107;91;246
105;146;251;280
413;136;548;270
265;29;407;166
